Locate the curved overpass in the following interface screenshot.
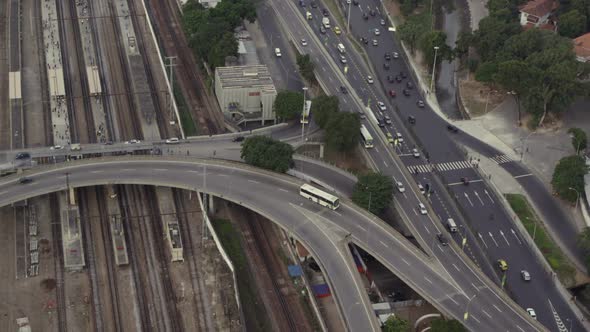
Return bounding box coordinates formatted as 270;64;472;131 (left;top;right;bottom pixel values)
0;157;544;331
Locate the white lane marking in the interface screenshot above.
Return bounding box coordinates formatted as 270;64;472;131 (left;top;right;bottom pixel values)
248;180;259;184
470;314;481;324
217;174;228;177
492;304;502;312
379;240;389;248
452;263;460;272
0;191;6;195
471;283;480;292
278;188;289;192
357;225;366;231
154;168;168;171
333;211;342;216
446;295;459;305
122;169;136;172
90;171;103;174
187;170;199;174
343;98;348;104
516;325;525;332
423;225;430;234
328;76;333;82
383;160;388;167
514;173;532;179
322;66;326;72
482;310;492;318
424;276;433;284
401;258;410;265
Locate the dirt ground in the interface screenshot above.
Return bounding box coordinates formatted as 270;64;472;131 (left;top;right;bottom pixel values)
458;75;505;117
297;144;370;175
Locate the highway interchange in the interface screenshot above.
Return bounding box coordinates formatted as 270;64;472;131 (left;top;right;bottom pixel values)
0;157;545;331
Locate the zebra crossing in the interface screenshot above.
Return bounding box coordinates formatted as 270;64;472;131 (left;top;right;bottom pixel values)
491;154;513;164
407;160;474;174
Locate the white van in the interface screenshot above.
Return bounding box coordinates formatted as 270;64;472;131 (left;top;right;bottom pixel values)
306;11;312;20
275;48;282;57
337;43;345;53
447;218;457;232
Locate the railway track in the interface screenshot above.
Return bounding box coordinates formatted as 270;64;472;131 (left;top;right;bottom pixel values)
49;194;68;332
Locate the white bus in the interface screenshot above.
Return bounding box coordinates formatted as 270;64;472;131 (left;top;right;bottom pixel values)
300;184;340;210
360;124;374;148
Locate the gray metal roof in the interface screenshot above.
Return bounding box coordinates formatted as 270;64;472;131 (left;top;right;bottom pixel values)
216;65;276;90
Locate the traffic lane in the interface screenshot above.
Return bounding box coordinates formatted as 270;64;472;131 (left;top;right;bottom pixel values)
292;158;356;196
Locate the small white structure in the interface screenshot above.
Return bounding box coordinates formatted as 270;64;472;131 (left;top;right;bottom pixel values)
518;0;558;30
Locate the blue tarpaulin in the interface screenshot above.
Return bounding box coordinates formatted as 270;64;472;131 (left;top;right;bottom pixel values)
288;265;303;277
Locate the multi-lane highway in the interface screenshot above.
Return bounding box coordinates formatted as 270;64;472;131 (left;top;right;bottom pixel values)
268;0;585;330
0;156;545;331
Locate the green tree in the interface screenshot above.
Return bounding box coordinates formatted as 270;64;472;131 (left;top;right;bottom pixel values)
454;31;473;57
473;16;521;62
419;31;452;68
567;128;588;154
577;227;590;270
311;95;339;128
297;54;316;83
551;155;588;203
474;61;498;83
383;316;410;332
398;17;424;53
274;90;304;121
430;318;467;332
208;31;238;68
559;10;587;38
352;172;393;214
240;136;294;173
325;112;361;152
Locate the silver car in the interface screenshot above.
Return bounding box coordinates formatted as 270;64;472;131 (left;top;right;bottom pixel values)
396;181;405;193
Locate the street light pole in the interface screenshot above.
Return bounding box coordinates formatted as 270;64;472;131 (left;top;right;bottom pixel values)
347;0;352;33
568;187;580;210
430;46;440;93
301;86;308;143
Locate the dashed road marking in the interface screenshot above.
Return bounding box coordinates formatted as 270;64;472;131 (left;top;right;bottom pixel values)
482;309;492;318
492;304;502;312
514;173;532;179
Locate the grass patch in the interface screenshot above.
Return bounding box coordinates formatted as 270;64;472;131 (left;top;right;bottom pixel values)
173;80;198;136
212;219;272;332
323;0;346;29
505;194;576;285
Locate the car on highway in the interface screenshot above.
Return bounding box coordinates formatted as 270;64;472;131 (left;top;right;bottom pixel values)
322;8;329;16
320;25;326;34
497;259;509;271
19;177;33;184
363;12;369;20
367;76;374;84
340;55;347;64
386;133;394;143
400;71;407;79
408;116;416;124
406;81;414;89
126;139;140;144
412;148;420;158
418;203;427;215
165;137;180;144
521;270;531;281
417;100;425;108
301;38;308;46
104;141;114;145
310;1;317;7
340;86;348;94
334;26;342;35
396;181;405;193
370;9;376;16
353;0;359;5
384;115;392;125
395;75;403;83
383;63;390;70
15;152;31;160
384;52;391;60
447;124;459;133
387;75;394;83
389;90;396;97
372;39;378;46
275;48;282;57
357;110;366;119
299;0;306;6
232;136;245;142
403;89;410;96
377;118;385;127
380;19;386;26
418;183;425;194
374;28;380;35
395;133;403;143
377;101;386;111
437;233;448;245
461;177;470;185
393;52;399;59
526;308;537;320
50;145;64;150
360;36;368;44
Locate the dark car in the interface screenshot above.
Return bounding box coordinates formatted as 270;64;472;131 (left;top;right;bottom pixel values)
383;63;390;70
461;177;470;185
377;118;385;127
387;75;394;83
322;8;329;16
363;12;369;20
299;0;306;6
400;71;407;79
384;52;391;60
389;90;396;97
395;75;402;83
406;81;414;89
408;116;416;124
417;100;425;108
15;152;31;160
360;37;368;44
353;0;359;4
310;1;318;7
437;233;449;246
232;136;245;142
402;89;410;96
370;9;376;16
19;177;33;184
320;25;326;34
340;86;348;94
447;125;459;133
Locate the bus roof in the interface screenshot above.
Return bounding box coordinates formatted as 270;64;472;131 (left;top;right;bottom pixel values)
300;183;339;202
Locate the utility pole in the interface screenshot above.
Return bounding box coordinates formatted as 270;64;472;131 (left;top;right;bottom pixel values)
165;56;178;125
301;87;308;142
430;46;440;93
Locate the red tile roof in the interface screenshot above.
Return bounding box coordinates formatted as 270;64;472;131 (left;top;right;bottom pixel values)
574;33;590;59
520;0;558;17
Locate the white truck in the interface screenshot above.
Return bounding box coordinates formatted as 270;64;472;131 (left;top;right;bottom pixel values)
322;17;330;29
337;43;345;53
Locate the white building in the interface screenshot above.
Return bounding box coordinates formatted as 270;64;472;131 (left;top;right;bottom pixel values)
214;65;277;125
519;0;558;31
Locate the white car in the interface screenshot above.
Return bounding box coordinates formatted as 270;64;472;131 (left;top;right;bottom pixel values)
275;48;282;57
377;101;386;111
526;308;537;320
393;52;399;59
50;145;64;150
372;39;378;46
521;270;531;281
367;76;374;84
301;38;308;46
126;139;140;144
340;55;347;64
374;28;380;35
396;181;405;193
418;184;425;195
395;132;404;143
165;137;180;144
418;203;427;215
412;148;420;158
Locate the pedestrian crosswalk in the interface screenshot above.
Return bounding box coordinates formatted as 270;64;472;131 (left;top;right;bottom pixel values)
407;160;473;174
491;154;512;164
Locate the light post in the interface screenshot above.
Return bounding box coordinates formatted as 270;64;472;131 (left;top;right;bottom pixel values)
301;86;308;142
463;294;478;321
430;46;440;93
520;131;535;162
347;0;352;33
568;187;580;210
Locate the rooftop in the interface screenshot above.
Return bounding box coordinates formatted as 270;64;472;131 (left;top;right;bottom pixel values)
216;65;276;90
574;32;590;60
519;0;558;17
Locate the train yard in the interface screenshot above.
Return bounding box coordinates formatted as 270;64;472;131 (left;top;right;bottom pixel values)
0;0;267;330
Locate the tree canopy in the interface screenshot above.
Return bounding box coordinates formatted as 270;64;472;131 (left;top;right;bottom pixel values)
430;318;467;332
274;90;304;121
419;31;452;68
325;112;361;152
558;10;587;38
311;95;339;128
551;155;588;203
297;54;316;83
383;316;410;332
240;136;294;173
567;128;588;153
352;172;393;214
578;227;590;271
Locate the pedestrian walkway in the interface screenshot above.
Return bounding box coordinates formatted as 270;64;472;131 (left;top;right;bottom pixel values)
407;160;474;174
491;154;513;165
